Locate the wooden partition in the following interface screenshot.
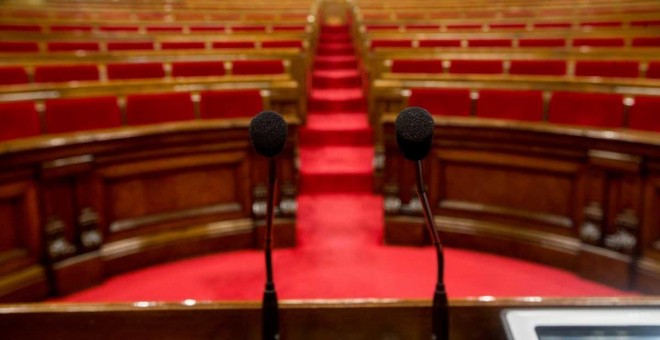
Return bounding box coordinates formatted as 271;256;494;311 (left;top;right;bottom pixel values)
0;118;299;302
0;297;658;339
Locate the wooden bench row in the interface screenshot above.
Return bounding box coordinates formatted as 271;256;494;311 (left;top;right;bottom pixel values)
0;22;312;34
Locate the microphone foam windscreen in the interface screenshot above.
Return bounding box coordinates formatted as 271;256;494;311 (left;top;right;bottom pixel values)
249;111;288;158
395;106;435;161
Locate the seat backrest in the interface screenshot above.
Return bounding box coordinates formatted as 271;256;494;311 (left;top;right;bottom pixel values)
632;37;660;47
47;42;100;52
647;61;660;79
467;39;513;47
125;92;195;125
44;96;121;133
509;60;567;76
518;38;566;47
190;25;225;32
231;25;265;32
574;60;639;78
628;95;660;132
261;40;303;49
146;25;183;33
476;89;544;121
370;39;413;49
449;60;503;74
572;38;625;47
231;60;285;75
99;25;139;32
548;91;624;128
50;25;92;32
418;39;461;47
107;41;154;51
0;41;40;53
408;88;472;116
212;41;255;49
171;61;226;77
0;101;41;141
107;62;165;80
0;24;41;32
34;64;99;83
199;89;263;119
0;66;29;85
391;59;444;73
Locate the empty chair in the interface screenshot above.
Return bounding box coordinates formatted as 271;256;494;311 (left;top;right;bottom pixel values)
370;40;413;49
47;42;100;52
34;65;99;83
190;25;225;32
272;25;306;32
146;25;183;33
632;37;660;47
391;59;444;73
509;60;567;76
518;39;566;47
199;89;263;119
0;66;29;85
447;24;481;30
0;101;41;141
161;41;206;50
231;25;265;32
99;25;139;32
476;89;544;121
449;60;503;74
489;23;526;30
262;40;303;49
0;24;41;32
107;62;165;80
533;22;572;29
50;25;92;32
212;41;255;49
548;91;624;128
0;41;39;53
628;95;660;132
44;96;121;133
631;20;660;27
107;41;154;51
467;39;512;47
580;21;622;28
408;88;472;116
171;61;225;77
647;61;660;79
574;60;639;78
418;39;462;47
125;92;195;125
572;38;625;47
231;60;284;75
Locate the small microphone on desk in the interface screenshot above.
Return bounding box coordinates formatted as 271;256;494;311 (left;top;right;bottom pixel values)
249;110;288;340
395;107;449;340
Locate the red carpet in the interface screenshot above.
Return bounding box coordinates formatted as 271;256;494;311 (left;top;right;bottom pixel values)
59;24;635;303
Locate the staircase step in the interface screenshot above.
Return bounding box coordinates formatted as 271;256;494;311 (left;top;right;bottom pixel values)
317;43;355;56
314;55;358;70
300;125;372;146
300;146;373;193
320;25;350;34
320;33;351;43
312;69;361;88
309;88;365;112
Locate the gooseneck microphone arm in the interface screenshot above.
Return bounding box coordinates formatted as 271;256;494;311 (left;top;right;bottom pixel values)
262;158;279;340
415;160;448;340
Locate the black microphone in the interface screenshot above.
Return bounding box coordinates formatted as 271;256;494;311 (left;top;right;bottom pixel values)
249;110;288;340
395;106;449;340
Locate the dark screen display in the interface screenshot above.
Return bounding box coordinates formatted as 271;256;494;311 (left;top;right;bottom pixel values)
536;326;660;340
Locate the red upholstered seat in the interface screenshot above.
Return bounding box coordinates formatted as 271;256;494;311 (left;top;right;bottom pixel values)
0;24;41;32
107;62;165;80
262;40;303;49
534;22;572;29
125;92;195;125
50;25;92;32
171;61;225;77
405;24;440;30
232;25;265;32
632;37;660;47
212;41;255;49
447;24;481;30
146;25;183;33
44;96;121;133
99;25;139;32
631;20;660;27
647;62;660;79
572;38;625;47
449;60;503;74
418;39;462;47
366;24;398;31
509;60;567;76
272;25;306;32
548;91;624;128
408;88;472;116
574;61;639;78
476;89;543;121
199;89;263;119
107;41;154;51
0;66;29;85
628;95;660;132
518;39;566;47
47;42;100;52
0;101;41;141
190;25;225;32
161;41;206;50
467;39;512;47
231;60;284;75
580;21;622;28
489;23;526;29
370;40;413;49
0;41;39;53
34;65;99;83
391;59;444;73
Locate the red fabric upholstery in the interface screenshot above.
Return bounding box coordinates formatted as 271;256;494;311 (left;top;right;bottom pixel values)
146;25;183;33
34;65;99;83
447;24;481;30
232;60;284;75
628;95;660;132
199;89;263;119
533;22;572;29
272;25;306;32
509;60;567;76
212;41;255;49
549;91;624;128
366;25;398;30
125;92;194;125
449;60;503;74
50;25;92;32
47;42;100;52
580;21;622;28
631;20;660;27
0;66;29;85
370;39;413;49
0;41;39;53
44;96;121;133
171;61;226;77
107;62;165;80
476;89;543;121
647;62;660;79
574;61;639;78
391;59;443;73
632;37;660;47
232;25;265;32
489;23;526;29
0;24;41;32
468;39;512;47
0;101;41;141
408;88;472;116
107;41;154;51
418;39;462;47
161;42;205;50
518;39;566;47
189;25;225;32
572;38;625;47
405;24;440;30
99;25;139;32
262;40;303;48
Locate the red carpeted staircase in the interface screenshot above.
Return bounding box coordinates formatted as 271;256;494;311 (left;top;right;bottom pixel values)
58;24;635;303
